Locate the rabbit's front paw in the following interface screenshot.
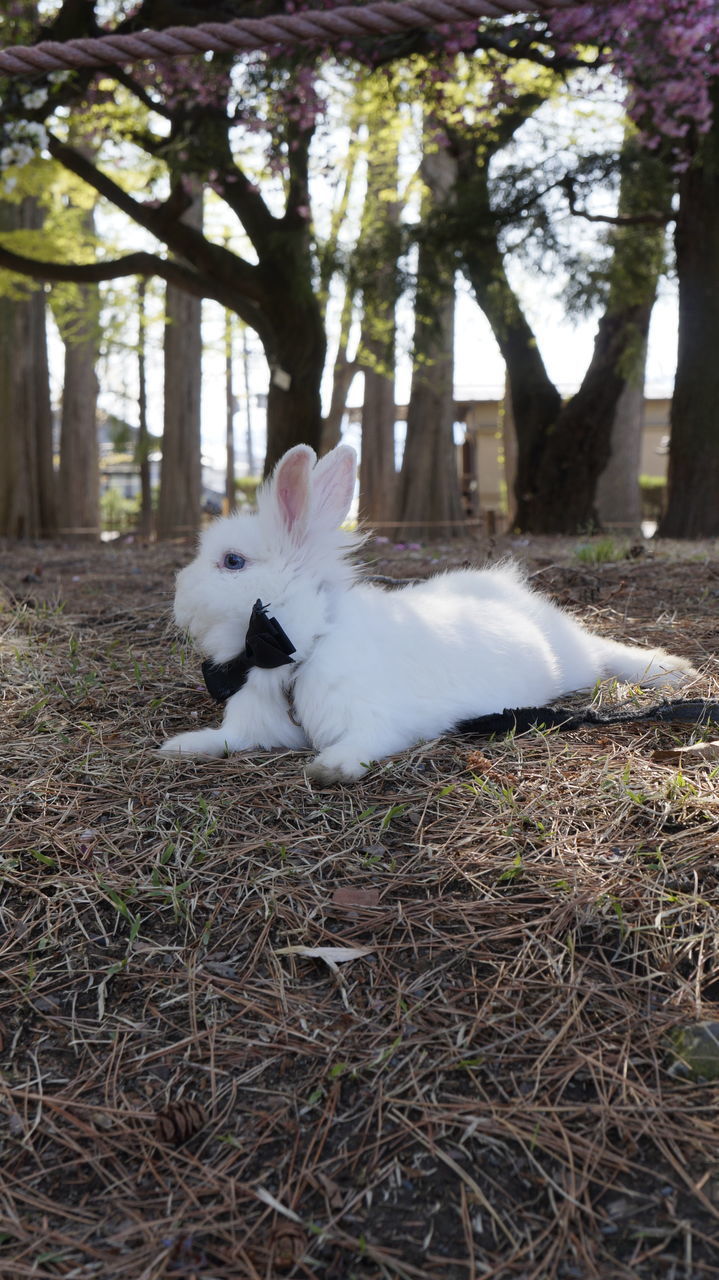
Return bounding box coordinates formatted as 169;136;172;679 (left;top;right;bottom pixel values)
306;747;369;786
159;728;230;757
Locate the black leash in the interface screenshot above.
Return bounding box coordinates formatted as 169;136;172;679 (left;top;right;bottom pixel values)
455;699;719;738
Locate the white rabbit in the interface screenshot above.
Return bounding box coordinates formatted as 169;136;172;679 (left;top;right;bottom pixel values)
160;443;696;784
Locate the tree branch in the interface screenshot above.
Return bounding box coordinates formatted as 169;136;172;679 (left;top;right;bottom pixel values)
46;133;265;296
284;122;314;224
0;244;187;286
561;177;671;228
44;0;99;44
366;21;592;73
441;89;548;179
0;243;271;336
474;24;596;73
113;67;175;119
210;148;279;248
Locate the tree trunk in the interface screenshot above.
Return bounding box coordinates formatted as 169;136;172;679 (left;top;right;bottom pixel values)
396;286;459;541
356;130;400;525
458;181;563;525
225;309;236;509
137;279;153;538
241;324;256;476
595;344;646;533
502;373;518;528
56;135;100;541
0;198;56;539
321;259;359;455
157;189;203;539
360;360;397;527
30;272;55;537
659;91;719;538
526;146;669;534
459;139;668;533
526;309;646;532
319;118;361;456
397;129;462;540
59;324;99;539
263;299;327;474
57;268;99;535
321;335;357;455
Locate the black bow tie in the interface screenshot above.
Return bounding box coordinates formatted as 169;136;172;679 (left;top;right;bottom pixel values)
201;599;296;702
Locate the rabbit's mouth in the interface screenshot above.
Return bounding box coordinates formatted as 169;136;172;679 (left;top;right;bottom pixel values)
190;618;251;665
173;594;246;664
172;567;245;661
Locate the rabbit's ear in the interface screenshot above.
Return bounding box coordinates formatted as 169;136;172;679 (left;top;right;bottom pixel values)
273;445;315;537
312;445;357;529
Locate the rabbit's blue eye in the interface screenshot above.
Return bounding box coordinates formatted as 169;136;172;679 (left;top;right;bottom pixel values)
222;552;246;571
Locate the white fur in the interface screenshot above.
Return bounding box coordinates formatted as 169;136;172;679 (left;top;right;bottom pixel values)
160;444;696;783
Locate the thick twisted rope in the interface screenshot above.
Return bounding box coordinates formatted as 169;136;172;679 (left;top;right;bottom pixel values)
0;0;571;76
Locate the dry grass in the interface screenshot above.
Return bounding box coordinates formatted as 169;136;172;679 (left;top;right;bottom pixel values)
2;533;719;1280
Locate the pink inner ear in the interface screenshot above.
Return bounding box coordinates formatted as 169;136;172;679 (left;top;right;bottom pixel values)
276;450;311;532
313;447;357;527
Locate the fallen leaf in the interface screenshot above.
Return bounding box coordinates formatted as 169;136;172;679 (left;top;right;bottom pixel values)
276;944;373;971
331;887;380;909
651;740;719;765
8;1112;24;1137
33;995;62;1014
667;1021;719;1080
203;960;239;980
310;1169;345;1208
254;1186;302;1222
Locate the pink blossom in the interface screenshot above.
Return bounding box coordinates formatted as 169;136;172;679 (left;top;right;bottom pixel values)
548;0;719;165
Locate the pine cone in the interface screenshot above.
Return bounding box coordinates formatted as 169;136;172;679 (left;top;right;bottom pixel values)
154;1099;207;1145
272;1222;307;1272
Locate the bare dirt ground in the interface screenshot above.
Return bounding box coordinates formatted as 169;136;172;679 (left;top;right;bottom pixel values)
2;531;719;1280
